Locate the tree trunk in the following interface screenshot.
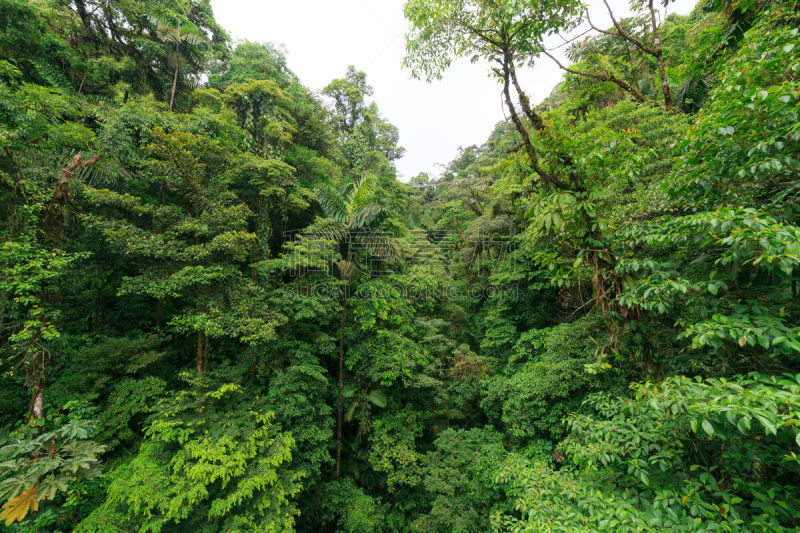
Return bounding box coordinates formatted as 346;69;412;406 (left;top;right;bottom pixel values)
648;0;673;108
196;330;203;375
24;154;101;422
500;57;567;189
203;335;209;374
501;61;538;172
169;67;179;112
78;71;88;94
509;64;545;131
335;284;348;479
73;0;95;41
29;380;44;420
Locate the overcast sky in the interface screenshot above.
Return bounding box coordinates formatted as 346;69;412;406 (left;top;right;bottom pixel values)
209;0;698;181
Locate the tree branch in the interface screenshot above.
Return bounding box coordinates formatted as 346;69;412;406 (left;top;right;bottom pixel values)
500;58;569;190
540;48;654;105
598;0;658;56
544;28;593;51
585;11;617;37
463;22;504;48
647;0;673;108
508;61;546;131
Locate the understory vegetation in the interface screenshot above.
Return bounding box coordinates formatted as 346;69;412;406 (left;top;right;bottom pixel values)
0;0;799;531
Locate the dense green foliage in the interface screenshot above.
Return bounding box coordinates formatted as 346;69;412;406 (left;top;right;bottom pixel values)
0;0;798;531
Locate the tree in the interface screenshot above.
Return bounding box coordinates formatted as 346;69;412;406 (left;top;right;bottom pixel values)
224;79;296;158
409;172;431;186
208;41;291;90
323;66;372;136
323;67;406;169
594;0;673;107
0;72;105;421
0;402;105;526
493;374;800;531
79;378;302;532
309;175;396;478
3;0;800;530
404;0;583;189
151;18;210;112
541;0;676;109
83;123;281;376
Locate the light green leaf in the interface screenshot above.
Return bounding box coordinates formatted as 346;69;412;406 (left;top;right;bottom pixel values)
366;390;387;408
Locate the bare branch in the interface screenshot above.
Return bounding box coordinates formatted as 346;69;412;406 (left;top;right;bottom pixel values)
544;28;593;51
586;11;617;37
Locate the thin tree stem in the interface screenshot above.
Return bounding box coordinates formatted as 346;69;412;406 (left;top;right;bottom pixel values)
169;67;178;112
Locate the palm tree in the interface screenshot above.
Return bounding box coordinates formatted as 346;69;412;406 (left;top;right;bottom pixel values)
149;17;209;112
309;175;397;479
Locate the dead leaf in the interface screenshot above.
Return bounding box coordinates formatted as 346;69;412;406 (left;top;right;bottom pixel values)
0;486;39;526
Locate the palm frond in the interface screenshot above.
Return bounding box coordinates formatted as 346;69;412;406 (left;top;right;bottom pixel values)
145;14;165;30
77;157;134;191
348;174;380;212
314;182;348;223
353;231;399;263
349;202;387;230
158;26;181;44
181;34;209;47
32;60;70;90
304;218;348;244
148;15;209;48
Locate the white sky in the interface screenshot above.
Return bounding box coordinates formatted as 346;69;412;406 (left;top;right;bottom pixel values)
209;0;698;181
